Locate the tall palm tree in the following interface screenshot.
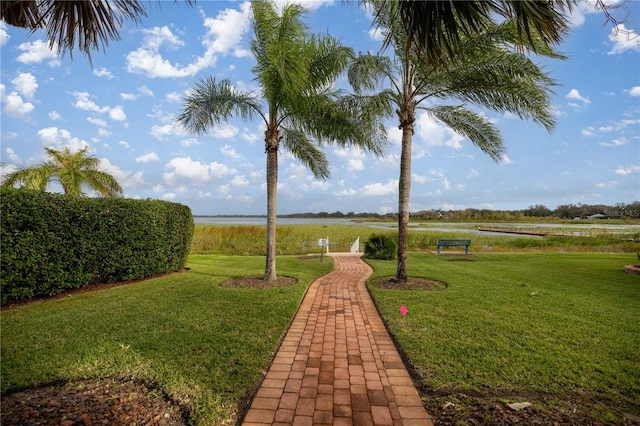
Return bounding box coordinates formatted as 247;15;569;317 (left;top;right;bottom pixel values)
2;146;123;197
349;4;561;282
177;0;387;281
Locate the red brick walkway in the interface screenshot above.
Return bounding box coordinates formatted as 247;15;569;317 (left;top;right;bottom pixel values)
242;253;433;426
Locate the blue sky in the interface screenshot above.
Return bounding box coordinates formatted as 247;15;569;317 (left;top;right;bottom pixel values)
1;1;638;216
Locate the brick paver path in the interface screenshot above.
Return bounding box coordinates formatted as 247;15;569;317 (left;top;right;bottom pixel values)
242;253;433;426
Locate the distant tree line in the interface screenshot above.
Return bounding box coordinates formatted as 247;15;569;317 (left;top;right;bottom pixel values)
280;202;640;220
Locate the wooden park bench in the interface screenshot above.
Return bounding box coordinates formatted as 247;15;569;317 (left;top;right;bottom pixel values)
436;239;471;254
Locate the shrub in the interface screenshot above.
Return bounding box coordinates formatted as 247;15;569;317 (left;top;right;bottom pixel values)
363;234;397;260
0;188;194;305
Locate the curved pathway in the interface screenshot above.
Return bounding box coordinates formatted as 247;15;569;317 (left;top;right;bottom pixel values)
242;253;433;426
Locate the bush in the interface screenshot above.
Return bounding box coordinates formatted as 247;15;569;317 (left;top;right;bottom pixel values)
0;188;194;305
363;234;397;260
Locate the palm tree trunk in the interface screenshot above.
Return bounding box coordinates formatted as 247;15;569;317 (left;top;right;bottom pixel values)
396;106;415;283
264;131;279;281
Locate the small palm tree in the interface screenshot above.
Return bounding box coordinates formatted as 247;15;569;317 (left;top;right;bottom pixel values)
177;0;386;281
2;146;123;197
350;3;561;282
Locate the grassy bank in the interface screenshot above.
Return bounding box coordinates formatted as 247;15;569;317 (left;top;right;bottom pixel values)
1;255;332;425
191;223;640;255
366;252;640;421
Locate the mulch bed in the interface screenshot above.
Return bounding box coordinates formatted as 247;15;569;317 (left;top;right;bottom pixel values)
1;379;187;426
370;276;447;291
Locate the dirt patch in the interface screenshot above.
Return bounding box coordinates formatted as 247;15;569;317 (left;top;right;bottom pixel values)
220;276;298;289
370;276;447;291
1;378;187;426
424;392;640;426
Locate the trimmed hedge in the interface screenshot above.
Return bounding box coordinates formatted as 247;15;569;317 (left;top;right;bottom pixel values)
1;188;194;305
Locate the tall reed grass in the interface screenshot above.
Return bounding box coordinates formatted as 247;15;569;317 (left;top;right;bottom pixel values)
191;224;640;255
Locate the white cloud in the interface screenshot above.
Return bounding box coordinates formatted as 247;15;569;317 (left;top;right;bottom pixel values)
150;123;187;140
49;111;61;120
137;85;154;97
117;140;130;148
608;24;640;55
126;3;252;78
201;2;252;57
16;39;60;66
0;84;35;117
415;111;465;150
180;138;201;147
6;147;20;163
87;117;108;127
12;73;38;99
221;144;242;159
368;27;384;41
336;179;398;197
229;174;249;186
120;93;137;101
615;164;640;175
93;67;114;79
629;86;640;96
163;157;235;186
566;88;591;105
166;92;182;103
212;123;239;139
600;137;628;147
162;193;176;200
99;158;144;189
0;22;9;46
109;106;127;121
500;154;513;164
36;127;89;152
72;91;108;113
136;152;160;163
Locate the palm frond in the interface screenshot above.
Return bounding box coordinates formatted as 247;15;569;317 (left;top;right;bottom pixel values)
348;53;395;94
281;130;330;180
38;1;146;61
428;105;504;162
176;77;262;135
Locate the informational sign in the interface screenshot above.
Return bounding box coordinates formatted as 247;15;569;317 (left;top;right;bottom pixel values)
318;238;328;247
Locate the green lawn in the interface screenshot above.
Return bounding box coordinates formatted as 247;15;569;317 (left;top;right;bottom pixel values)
2;251;639;424
366;252;640;420
0;255;332;425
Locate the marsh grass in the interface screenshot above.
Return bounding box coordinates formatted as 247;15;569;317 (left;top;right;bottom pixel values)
366;252;640;419
191;224;639;255
1;255;332;425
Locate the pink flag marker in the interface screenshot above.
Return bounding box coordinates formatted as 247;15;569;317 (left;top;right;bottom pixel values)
400;304;408;316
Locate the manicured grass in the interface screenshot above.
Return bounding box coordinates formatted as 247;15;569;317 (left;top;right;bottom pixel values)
366;252;640;419
0;255;332;425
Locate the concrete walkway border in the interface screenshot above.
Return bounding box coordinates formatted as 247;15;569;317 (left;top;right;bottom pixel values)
242;253;434;426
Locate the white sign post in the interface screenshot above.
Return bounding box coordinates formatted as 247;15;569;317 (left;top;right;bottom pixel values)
318;237;329;262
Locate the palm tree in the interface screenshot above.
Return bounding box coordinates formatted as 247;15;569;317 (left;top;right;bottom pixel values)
2;146;123;197
177;0;387;281
349;4;561;282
